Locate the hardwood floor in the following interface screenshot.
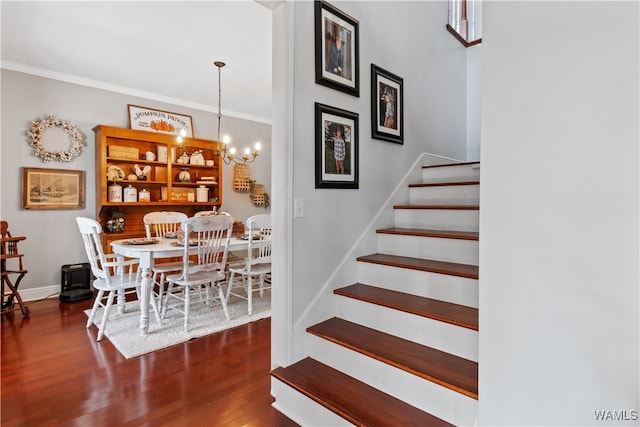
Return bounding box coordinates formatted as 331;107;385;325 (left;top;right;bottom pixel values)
1;297;298;427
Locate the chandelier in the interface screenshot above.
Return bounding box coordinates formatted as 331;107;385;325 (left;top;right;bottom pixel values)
213;61;261;165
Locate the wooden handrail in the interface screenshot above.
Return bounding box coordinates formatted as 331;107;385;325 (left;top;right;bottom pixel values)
446;24;482;48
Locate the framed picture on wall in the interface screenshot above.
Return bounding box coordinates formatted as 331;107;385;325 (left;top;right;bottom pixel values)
315;103;359;189
315;0;360;97
371;64;403;144
22;167;86;210
128;104;193;137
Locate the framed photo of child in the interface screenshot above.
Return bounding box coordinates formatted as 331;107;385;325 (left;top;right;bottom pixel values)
371;64;403;144
315;103;359;189
315;1;360;97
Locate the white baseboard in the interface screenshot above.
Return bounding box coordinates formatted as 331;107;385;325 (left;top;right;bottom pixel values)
19;285;62;302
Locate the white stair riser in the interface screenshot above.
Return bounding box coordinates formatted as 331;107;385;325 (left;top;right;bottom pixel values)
309;336;479;426
358;262;478;308
409;184;479;205
271;378;353;427
394;208;479;232
378;234;479;266
336;296;478;361
422;164;480;183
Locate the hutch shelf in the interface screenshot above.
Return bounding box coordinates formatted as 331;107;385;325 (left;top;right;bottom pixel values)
94;125;223;251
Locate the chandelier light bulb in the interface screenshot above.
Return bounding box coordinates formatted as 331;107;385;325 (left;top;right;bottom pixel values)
179;128;187;138
244;147;251;156
223;135;230;144
177;136;183;143
254;142;262;151
229;147;236;155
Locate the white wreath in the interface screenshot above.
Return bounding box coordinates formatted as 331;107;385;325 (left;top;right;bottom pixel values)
27;116;86;162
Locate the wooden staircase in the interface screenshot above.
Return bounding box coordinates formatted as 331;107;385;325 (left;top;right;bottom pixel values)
271;162;480;426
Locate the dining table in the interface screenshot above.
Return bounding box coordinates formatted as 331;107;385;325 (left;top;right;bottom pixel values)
111;236;250;335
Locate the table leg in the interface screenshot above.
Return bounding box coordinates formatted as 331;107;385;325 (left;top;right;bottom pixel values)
138;252;153;335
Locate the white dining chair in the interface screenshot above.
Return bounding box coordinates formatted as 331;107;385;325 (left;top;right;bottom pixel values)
76;216;160;341
143;211;188;311
226;214;272;316
162;215;234;332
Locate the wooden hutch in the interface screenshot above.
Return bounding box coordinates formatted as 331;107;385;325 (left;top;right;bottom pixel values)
94;125;222;252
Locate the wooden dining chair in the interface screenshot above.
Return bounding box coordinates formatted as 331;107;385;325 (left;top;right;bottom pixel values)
226;214;272;316
76;217;160;341
162;215;234;332
143;211;188;311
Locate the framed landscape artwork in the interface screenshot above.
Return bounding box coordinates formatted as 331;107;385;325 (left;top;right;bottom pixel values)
315;103;359;189
371;64;403;144
315;0;360;97
22;167;86;210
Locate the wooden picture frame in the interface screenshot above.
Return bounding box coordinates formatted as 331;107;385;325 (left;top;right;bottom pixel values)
315;103;359;189
371;64;403;144
315;0;359;97
128;104;194;137
22;167;86;210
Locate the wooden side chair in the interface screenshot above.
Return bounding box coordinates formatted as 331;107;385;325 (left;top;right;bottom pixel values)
1;221;30;317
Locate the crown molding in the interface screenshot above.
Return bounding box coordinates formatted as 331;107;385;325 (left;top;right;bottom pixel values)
1;61;271;125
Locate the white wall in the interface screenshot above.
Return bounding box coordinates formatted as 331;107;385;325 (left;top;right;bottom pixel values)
287;1;469;358
479;1;639;425
466;44;481;161
0;70;271;298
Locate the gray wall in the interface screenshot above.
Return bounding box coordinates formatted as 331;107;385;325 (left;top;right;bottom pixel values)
479;1;639;424
286;0;469;348
1;70;271;298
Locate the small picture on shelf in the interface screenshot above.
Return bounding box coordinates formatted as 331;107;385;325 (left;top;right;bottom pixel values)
171;188;195;202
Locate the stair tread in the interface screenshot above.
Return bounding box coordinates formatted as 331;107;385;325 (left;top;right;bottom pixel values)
271;357;453;427
307;318;478;399
409;180;480;188
394;204;480;210
377;227;479;240
357;253;479;279
335;283;478;330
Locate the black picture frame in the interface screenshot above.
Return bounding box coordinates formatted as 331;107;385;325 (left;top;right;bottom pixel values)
315;103;359;189
371;64;404;144
315;1;360;97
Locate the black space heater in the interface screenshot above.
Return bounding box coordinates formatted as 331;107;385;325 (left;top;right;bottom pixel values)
60;263;93;302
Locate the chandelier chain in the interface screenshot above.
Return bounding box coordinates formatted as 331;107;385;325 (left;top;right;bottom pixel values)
213;60;260;165
216;61;224;142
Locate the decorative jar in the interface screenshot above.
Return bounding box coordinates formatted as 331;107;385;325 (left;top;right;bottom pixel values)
123;185;137;202
196;185;209;202
108;183;122;202
138;189;150;202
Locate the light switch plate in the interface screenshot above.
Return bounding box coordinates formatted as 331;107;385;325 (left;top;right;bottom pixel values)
294;198;304;218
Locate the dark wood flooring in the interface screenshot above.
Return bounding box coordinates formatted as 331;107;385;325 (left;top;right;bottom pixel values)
1;297;298;427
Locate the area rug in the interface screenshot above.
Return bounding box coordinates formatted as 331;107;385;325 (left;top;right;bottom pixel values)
85;294;271;359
